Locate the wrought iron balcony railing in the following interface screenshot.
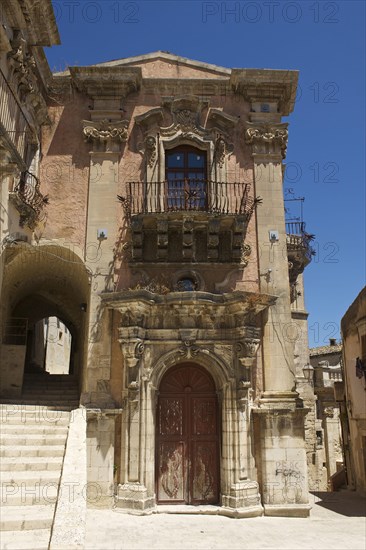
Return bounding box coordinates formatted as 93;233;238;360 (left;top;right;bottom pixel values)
10;171;47;228
122;180;255;217
0;68;34;166
286;221;314;262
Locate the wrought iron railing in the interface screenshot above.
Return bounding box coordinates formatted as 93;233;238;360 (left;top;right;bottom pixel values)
286;221;314;261
0;68;34;165
13;171;47;220
285;221;306;235
123;180;254;216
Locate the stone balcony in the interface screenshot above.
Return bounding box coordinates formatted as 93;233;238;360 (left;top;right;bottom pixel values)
286;221;314;302
120;181;257;264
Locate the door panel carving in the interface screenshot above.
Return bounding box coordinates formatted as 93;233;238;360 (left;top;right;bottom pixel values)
158;442;185;501
191;442;217;502
192;398;216;435
159;398;183;436
156;364;219;504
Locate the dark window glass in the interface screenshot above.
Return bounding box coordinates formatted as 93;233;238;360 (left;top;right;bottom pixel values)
165;146;207;210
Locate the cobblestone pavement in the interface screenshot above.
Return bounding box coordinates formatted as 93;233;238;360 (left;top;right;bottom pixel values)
85;491;366;550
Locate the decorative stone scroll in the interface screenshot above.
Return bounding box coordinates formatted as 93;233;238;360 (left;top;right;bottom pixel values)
145;136;157;167
245;123;288;159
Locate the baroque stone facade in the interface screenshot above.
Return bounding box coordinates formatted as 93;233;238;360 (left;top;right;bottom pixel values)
0;39;316;517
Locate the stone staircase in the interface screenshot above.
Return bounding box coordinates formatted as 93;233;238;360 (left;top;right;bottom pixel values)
0;374;79;549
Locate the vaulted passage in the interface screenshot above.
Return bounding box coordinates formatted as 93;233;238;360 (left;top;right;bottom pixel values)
156;363;220;505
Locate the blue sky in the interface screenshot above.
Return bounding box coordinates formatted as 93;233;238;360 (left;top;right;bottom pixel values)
45;0;365;347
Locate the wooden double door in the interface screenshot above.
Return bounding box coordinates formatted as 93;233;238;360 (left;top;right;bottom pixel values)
156;364;219;504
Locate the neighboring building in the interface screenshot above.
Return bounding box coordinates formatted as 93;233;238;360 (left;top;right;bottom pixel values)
309;340;343;489
340;287;366;495
0;0;60;395
0;7;317;517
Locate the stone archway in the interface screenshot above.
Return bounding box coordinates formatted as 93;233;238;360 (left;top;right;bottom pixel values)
0;243;90;399
156;362;220;505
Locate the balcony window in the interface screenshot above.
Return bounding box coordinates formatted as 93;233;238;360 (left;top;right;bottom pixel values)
165;146;206;210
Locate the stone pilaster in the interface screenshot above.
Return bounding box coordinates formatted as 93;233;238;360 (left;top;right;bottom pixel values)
245;118;296;402
244;101;310;516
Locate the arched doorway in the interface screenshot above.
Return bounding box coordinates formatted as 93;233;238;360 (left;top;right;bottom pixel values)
0;244;89;400
156;363;220;505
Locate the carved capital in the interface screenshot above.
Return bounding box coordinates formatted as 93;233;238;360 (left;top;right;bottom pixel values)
236;338;260;358
245;123;288;159
324;406;334;418
82;119;129;146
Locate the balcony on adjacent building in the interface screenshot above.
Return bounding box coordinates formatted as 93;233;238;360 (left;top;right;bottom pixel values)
286;221;314;301
9;170;48;229
0;68;34;167
120;180;256;264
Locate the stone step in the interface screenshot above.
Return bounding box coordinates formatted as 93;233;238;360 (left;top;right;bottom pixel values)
1;482;59;506
20;395;79;402
0;403;72;412
0;457;63;471
0;410;72;423
0;504;54;531
2;399;79;411
0;528;50;549
0;433;68;446
0;445;66;458
0;424;68;435
1;470;60;484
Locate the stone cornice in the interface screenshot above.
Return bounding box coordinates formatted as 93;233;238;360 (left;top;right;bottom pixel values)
231;69;298;115
101;289;277;315
69;66;142;98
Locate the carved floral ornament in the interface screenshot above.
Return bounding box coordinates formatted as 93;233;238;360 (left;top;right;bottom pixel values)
82;119;129;144
245;123;289;159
